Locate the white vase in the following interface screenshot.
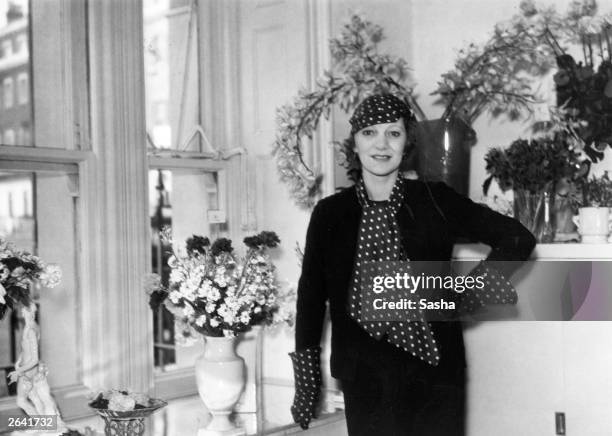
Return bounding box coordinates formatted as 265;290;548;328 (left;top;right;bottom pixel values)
572;207;612;243
196;335;246;436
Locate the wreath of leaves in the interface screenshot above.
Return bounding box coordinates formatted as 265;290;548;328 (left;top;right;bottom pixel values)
272;13;415;208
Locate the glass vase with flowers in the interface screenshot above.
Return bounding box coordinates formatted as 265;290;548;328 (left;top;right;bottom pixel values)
484;136;582;242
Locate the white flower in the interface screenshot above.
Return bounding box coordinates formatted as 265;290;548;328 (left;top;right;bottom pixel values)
197;280;212;297
40;263;61;288
143;273;162;295
240;312;250;324
169;269;184;284
195;315;207;327
208;288;221;302
0;282;5;305
210;318;220;327
169;291;181;304
108;393;136;412
182;304;195;318
130;392;150;407
179;283;196;302
205;302;216;313
11;266;24;278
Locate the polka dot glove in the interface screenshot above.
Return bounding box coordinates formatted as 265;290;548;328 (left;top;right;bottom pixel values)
459;261;518;313
289;346;322;430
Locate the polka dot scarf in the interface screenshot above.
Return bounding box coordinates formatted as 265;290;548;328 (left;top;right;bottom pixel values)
349;176;441;366
349;94;413;135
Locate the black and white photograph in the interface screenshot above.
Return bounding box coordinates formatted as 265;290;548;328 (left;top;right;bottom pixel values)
1;0;612;435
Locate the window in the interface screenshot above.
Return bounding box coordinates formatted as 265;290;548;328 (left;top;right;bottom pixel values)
144;0;206;375
144;0;202;153
3;129;14;145
1;40;11;59
3;78;13;109
15;34;27;55
0;168;81;409
149;167;224;372
17;72;28;105
0;0;95;426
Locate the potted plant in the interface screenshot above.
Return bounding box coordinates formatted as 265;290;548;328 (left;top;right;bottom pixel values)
483;136;582;242
146;229;282;435
88;390;167;436
570;172;612;243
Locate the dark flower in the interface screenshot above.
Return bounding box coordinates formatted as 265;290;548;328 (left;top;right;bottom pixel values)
186;235;210;255
244;231;280;249
89;393;109;409
484;137;581;195
148;290;168;311
211;238;233;256
259;231;280;248
243;235;261;249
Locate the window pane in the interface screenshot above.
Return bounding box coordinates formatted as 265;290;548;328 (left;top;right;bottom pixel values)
143;0;201;152
0;0;33;147
0;170;79;397
149;168;221;372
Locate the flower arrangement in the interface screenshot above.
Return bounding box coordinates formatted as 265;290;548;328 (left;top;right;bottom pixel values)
89;390;164;413
88;389;167;435
489;0;612;166
0;239;61;320
432;4;556;124
434;0;612;136
551;3;612;163
146;229;282;339
483;136;582;194
571;171;612;207
273;13;418;208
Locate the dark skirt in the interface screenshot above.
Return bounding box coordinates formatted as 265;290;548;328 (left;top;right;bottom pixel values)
341;355;465;436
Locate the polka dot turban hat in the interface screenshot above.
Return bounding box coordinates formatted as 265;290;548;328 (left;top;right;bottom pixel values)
349;94;414;135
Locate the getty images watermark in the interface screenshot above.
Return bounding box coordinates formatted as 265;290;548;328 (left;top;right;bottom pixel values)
354;261;612;322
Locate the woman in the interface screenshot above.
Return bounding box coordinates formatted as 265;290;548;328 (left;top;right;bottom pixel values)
289;94;535;435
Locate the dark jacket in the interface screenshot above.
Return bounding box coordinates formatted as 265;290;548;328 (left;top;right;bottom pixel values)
295;179;536;382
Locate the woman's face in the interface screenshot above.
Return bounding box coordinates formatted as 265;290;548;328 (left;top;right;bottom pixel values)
353;118;407;179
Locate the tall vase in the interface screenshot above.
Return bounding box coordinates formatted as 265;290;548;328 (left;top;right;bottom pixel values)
195;335;246;436
415;117;476;196
513;188;555;243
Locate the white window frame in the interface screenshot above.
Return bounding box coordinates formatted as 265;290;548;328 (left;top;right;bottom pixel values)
3;77;13;109
17;72;27;105
1;40;11;59
0;0;95;426
0;147;94;422
147;156;230;399
3;128;14;145
0;0;248;426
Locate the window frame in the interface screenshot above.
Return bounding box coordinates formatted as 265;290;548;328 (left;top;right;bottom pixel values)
0;146;95;421
147;156;230;400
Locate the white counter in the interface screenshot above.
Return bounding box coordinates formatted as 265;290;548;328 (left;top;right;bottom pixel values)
453;243;612;260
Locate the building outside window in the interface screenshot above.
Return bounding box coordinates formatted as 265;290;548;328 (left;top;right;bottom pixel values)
3;77;12;108
17;71;26;104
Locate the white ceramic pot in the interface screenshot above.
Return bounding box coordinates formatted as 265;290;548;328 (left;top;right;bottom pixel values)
195;335;246;436
572;207;612;243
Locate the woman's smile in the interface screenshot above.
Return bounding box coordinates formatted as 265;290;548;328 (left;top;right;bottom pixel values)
354;118;407;179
